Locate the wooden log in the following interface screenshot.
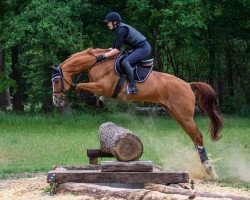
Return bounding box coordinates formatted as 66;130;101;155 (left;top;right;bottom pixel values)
98;122;143;161
87;149;114;164
47;169;189;184
144;183;249;200
57;182;148;199
87;149;114;158
101;161;153;172
52;164;100;170
56;182;231;200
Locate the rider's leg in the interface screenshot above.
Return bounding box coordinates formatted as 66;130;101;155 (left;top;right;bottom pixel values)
122;60;138;94
122;43;151;94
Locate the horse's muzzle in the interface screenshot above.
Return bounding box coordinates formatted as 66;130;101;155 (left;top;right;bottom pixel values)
53;95;66;107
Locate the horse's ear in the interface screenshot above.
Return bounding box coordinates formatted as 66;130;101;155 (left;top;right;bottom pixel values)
51;66;59;72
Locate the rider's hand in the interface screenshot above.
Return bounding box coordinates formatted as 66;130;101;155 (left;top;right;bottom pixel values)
96;55;106;62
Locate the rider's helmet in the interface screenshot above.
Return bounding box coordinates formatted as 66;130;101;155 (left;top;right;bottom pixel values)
103;12;121;23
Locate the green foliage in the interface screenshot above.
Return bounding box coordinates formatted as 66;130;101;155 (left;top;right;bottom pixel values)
1;0;88;106
0;74;16;92
0;0;249;112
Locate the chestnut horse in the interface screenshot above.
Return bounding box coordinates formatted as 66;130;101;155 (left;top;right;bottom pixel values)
51;48;223;175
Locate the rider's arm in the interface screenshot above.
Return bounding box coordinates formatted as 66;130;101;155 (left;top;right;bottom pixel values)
104;27;128;58
104;48;120;58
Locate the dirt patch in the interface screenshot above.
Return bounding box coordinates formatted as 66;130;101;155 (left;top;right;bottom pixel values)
0;174;249;200
0;174;95;200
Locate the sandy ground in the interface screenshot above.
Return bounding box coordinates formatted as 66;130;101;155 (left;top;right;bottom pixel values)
0;173;249;200
0;173;95;200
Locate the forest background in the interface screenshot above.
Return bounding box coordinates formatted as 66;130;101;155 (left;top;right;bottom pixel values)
0;0;249;114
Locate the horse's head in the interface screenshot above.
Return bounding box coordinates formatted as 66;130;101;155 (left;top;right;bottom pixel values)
51;66;71;107
51;48;111;107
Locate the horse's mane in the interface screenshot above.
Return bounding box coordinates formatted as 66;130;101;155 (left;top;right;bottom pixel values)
87;48;110;56
60;48;110;66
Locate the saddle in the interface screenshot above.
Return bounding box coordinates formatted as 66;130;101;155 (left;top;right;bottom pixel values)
115;52;153;83
112;51;154;97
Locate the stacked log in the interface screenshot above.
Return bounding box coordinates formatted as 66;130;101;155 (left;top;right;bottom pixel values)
98;122;143;161
101;161;153;172
56;183;188;200
57;183;239;200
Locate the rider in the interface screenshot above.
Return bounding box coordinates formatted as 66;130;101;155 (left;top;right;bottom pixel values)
96;12;151;94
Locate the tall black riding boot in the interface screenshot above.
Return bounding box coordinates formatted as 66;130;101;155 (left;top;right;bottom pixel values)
122;61;138;94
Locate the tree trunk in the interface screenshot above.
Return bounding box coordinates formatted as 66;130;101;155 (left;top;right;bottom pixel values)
41;65;56;113
41;97;53;113
11;46;24;112
150;29;164;72
207;7;216;87
209;48;215;86
225;44;234;97
216;57;224;107
0;45;11;109
98;122;143;161
163;44;178;76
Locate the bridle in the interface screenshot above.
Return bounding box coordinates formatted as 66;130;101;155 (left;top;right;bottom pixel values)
51;63;95;99
51;51;115;98
51;66;73;97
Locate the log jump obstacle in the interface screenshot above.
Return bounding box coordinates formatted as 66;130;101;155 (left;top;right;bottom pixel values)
47;122;189;196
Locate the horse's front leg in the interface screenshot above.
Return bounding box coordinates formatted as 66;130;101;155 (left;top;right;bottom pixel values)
75;82;106;107
76;82;104;94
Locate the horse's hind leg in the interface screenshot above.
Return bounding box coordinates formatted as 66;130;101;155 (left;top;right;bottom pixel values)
162;103;213;175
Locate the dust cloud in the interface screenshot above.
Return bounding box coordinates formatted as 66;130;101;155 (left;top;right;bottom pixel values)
148;134;249;181
149;134;211;179
218;146;250;182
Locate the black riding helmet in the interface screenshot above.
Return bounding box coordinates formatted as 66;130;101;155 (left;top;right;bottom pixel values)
103;12;121;23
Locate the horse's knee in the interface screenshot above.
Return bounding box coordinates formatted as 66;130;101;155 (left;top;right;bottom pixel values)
75;84;82;93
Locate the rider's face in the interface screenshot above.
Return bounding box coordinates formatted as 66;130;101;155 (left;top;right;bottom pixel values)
107;22;113;29
107;22;118;30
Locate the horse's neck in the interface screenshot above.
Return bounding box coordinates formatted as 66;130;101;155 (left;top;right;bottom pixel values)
60;48;112;83
61;52;94;75
88;48;110;55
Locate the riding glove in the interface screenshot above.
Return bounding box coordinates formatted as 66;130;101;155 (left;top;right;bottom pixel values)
96;55;106;62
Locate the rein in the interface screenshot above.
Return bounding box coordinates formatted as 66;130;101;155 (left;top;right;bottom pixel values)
87;49;117;71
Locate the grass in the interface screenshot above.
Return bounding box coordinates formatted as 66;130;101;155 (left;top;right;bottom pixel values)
0;110;249;189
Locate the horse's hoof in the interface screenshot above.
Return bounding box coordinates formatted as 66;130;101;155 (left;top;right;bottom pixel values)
97;99;107;109
203;160;213;175
206;166;213;175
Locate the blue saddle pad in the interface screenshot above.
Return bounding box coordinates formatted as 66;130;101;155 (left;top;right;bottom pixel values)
114;53;153;83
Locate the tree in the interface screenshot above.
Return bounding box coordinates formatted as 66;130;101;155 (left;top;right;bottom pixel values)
0;0;249;113
0;45;11;109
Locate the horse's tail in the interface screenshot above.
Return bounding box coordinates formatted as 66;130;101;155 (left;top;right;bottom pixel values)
190;82;223;141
